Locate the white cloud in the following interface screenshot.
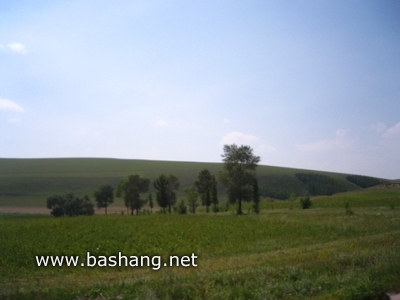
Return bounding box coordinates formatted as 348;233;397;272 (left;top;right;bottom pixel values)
223;118;231;124
371;122;387;134
220;131;259;146
0;99;24;112
7;42;27;54
296;129;352;151
382;122;400;139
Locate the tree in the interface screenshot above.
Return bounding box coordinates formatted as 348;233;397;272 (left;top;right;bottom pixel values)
211;175;219;213
177;199;187;214
47;194;66;217
64;194;95;216
195;169;214;213
94;184;114;215
300;196;312;209
219;144;260;215
116;174;150;215
148;192;154;213
153;174;179;213
252;178;260;214
185;188;199;214
46;193;94;217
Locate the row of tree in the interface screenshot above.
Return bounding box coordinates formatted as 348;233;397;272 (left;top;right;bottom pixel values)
47;144;262;216
46;193;95;217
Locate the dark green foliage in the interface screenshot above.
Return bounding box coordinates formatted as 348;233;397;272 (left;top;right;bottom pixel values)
177;199;187;214
300;196;312;209
148;192;153;212
346;175;381;188
295;173;347;196
195;169;214;213
211;176;219;212
220;144;260;215
345;201;354;215
46;194;65;217
153;174;179;214
116;175;150;215
252;179;260;214
46;194;94;217
258;175;305;200
185;188;199;214
93;184;114;215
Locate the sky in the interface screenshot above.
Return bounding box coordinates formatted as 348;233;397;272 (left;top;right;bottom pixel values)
1;1;400;179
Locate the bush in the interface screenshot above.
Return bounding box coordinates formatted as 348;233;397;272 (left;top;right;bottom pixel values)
300;196;312;209
177;200;187;214
212;204;220;213
345;201;354;215
46;193;95;217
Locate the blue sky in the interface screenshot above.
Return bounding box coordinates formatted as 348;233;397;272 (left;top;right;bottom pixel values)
1;1;400;179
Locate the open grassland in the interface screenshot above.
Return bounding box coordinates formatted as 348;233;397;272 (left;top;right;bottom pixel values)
1;188;400;299
0;158;382;209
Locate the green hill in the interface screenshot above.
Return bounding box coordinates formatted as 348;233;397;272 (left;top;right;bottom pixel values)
0;158;389;207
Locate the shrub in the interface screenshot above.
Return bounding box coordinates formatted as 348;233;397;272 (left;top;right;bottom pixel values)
46;193;95;217
177;200;187;214
300;196;312;209
344;201;354;215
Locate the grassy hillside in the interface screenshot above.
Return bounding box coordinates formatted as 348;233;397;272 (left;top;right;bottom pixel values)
1;187;400;299
0;158;388;208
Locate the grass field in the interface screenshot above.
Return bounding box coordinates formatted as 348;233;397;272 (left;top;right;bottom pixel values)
1;187;400;299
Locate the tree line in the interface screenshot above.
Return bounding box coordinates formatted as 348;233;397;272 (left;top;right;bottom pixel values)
46;144;261;217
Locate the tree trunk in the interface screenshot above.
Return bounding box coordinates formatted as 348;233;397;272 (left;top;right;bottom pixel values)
238;195;243;215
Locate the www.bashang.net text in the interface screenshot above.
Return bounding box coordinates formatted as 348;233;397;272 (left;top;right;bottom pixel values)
35;252;198;270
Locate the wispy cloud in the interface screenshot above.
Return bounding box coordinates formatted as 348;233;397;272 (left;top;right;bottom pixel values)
371;122;387;134
7;42;27;54
296;129;352;151
0;99;24;112
382;122;400;139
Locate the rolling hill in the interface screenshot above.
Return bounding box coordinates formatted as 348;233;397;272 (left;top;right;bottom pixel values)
0;158;390;208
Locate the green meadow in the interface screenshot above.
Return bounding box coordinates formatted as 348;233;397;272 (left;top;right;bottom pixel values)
0;158;399;299
1;188;400;299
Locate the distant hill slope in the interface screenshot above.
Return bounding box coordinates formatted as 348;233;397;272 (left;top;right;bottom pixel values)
0;158;389;207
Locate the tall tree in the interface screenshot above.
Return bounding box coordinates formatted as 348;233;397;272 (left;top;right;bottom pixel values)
185;188;199;214
116;175;150;215
153;174;179;213
148;192;154;213
219;144;260;215
195;169;214;213
211;175;219;212
252;178;260;214
94;184;114;215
